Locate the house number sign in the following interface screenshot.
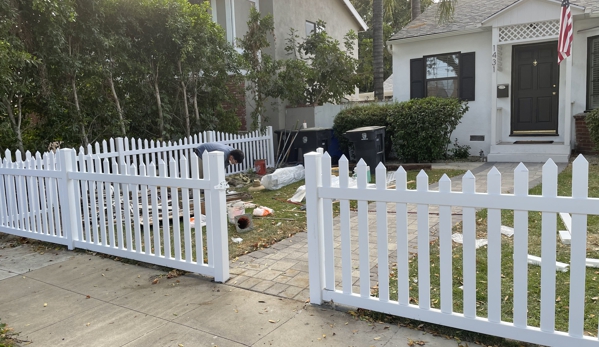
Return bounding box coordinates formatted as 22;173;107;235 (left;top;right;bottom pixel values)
492;45;497;72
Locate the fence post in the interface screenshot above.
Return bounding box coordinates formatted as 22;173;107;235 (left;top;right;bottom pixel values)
58;149;79;250
304;151;324;304
267;126;275;167
115;137;126;171
207;151;229;282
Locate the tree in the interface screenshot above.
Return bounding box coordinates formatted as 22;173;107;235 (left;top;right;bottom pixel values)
237;7;281;131
353;0;457;97
280;23;359;107
373;0;384;100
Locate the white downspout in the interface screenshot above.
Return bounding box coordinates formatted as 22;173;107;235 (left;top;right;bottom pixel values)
564;54;573;149
491;27;499;146
225;0;233;44
211;0;217;22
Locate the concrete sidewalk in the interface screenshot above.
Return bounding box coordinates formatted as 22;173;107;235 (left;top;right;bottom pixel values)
0;235;458;347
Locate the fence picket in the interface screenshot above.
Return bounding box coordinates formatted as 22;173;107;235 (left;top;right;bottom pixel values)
417;170;430;309
322;153;334;291
48;153;60;237
26;158;37;233
87;154;99;243
541;160;558;333
130;164;142;253
159;160;171;258
139;162;151;254
375;163;389;302
190;154;203;264
148;162;160;256
121;162;133;252
112;160;124;249
180;156;192;263
569;155;589;337
356;160;370;298
513;163;529;328
38;155;49;235
462;171;476;318
170;157;182;261
16;159;27;231
78;151;91;242
96;156;108;246
438;174;452;314
395;168;409;306
487;167;502;323
0;158;7;227
339;156;352;295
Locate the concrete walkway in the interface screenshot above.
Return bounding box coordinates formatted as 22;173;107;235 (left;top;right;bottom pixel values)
0;234;456;347
228;161;567;299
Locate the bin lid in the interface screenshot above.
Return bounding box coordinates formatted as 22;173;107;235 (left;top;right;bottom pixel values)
299;127;331;132
344;126;386;133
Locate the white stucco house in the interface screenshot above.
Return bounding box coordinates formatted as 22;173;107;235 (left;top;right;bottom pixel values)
389;0;599;162
204;0;367;131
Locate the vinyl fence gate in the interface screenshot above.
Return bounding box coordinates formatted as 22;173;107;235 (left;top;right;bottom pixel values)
0;149;230;282
304;151;599;347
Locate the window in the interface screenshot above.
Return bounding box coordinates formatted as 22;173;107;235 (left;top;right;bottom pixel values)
410;52;476;101
305;21;316;36
426;53;460;98
587;36;599;110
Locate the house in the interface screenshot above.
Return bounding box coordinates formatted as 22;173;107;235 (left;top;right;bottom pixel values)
389;0;599;163
205;0;367;131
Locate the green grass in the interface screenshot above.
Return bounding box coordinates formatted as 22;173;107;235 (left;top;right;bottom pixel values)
382;162;599;341
0;319;17;347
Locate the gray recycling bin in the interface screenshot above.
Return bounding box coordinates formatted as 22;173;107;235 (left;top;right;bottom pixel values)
343;126;386;175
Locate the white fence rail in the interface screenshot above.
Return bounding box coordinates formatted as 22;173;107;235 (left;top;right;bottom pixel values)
61;127;275;177
305;151;599;347
0;149;230;282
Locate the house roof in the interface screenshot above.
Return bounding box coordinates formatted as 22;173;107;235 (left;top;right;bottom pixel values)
342;0;368;31
389;0;598;42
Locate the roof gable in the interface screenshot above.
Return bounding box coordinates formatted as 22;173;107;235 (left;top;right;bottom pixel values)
390;0;596;42
342;0;368;31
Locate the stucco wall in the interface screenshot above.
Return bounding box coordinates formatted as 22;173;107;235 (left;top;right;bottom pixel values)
271;0;360;61
392;31;493;156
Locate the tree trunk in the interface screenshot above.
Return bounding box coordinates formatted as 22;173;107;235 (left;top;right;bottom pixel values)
192;76;200;131
108;71;126;137
3;96;24;153
152;63;165;140
178;61;190;138
71;75;89;147
373;0;384;101
411;0;421;20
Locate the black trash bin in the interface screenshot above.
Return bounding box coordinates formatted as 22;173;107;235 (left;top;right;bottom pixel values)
343;126;386;175
293;127;332;164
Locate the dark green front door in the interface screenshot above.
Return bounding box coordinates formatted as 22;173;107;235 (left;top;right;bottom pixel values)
511;42;559;135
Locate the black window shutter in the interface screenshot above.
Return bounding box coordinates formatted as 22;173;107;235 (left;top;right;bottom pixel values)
459;52;475;101
410;58;425;99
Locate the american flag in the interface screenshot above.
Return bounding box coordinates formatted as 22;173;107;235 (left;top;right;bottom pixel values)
558;0;573;64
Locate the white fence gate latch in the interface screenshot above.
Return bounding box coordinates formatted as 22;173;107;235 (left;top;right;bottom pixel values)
214;181;230;191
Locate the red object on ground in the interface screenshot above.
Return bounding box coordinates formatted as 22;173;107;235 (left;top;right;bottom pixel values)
254;159;267;175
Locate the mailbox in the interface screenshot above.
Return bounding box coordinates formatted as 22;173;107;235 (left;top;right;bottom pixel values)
497;84;509;98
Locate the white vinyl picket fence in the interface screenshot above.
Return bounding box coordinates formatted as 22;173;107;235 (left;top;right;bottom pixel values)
69;127;275;177
0;149;230;282
304;151;599;347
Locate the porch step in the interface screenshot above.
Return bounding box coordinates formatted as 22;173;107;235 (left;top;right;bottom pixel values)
487;142;570;163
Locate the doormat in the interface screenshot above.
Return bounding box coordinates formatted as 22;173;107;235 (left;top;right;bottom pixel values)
513;141;554;144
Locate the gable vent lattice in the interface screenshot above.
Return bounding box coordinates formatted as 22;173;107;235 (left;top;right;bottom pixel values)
498;20;559;43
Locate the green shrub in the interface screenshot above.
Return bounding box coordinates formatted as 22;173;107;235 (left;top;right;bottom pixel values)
448;138;471;159
333;102;394;151
586;108;599;151
387;97;468;163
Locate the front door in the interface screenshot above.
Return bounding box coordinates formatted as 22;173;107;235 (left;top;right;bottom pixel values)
511;42;559;135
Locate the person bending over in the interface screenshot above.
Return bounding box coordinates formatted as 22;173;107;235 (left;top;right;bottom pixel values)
193;142;244;178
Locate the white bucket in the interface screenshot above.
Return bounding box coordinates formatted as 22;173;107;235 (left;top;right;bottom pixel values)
227;205;246;224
